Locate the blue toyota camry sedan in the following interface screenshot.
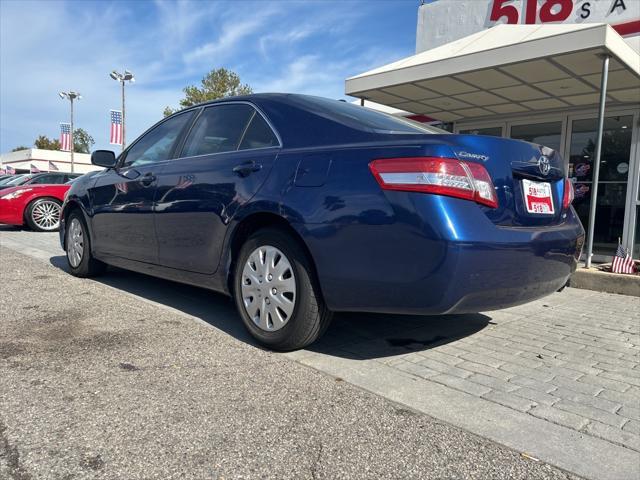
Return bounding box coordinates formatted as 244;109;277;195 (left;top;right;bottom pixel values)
60;94;584;350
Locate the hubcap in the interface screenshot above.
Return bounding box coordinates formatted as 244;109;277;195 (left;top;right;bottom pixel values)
67;218;84;268
241;245;296;332
32;200;61;231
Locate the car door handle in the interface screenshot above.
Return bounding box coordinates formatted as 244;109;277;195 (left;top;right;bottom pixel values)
233;162;262;177
140;172;157;187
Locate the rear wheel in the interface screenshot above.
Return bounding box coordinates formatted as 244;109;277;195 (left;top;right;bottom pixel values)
66;211;106;277
233;228;332;351
25;197;62;232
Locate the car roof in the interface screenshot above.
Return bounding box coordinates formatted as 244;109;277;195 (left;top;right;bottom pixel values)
175;93;443;149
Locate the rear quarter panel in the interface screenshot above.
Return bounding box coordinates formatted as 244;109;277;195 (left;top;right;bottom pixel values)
255;141;460;311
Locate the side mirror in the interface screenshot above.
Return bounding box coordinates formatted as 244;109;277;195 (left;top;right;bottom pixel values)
91;150;117;168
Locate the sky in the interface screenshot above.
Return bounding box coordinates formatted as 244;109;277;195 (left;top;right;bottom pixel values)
0;0;419;152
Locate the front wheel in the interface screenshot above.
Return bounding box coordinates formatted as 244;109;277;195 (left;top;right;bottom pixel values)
233;228;332;351
25;197;62;232
65;211;106;277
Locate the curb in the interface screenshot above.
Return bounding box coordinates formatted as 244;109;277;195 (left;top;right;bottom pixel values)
570;267;640;297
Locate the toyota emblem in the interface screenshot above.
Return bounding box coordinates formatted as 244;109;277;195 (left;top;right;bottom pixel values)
538;156;551;176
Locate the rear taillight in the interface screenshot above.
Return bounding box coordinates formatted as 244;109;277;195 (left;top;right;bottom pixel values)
369;157;498;209
562;178;574;210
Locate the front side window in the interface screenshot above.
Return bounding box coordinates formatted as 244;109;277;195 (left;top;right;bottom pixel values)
123;111;194;167
181;104;257;157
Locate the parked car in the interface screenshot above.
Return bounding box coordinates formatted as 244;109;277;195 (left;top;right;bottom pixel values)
0;172;81;192
60;94;584;350
0;179;78;231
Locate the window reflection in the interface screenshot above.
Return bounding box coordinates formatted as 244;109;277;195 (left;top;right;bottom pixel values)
569;116;633;256
568;116;632;182
510;122;562;151
459;126;503;137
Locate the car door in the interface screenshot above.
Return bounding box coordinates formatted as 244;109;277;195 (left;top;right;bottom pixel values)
154;103;280;274
89;110;195;263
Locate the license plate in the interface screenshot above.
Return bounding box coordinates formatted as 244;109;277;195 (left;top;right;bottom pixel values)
522;179;554;214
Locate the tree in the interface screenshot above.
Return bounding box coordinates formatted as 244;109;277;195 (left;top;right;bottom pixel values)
34;135;60;150
32;129;94;152
11;146;29;152
164;67;252;116
73;128;95;154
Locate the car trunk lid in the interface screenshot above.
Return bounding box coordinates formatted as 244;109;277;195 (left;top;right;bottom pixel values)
443;134;567;227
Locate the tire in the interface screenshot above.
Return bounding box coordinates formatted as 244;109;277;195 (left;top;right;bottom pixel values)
233;228;332;351
65;211;106;277
25;197;62;232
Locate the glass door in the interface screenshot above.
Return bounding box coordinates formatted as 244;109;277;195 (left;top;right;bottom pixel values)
568;115;634;256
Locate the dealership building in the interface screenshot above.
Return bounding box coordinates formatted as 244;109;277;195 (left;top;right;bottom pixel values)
347;0;640;263
0;148;99;175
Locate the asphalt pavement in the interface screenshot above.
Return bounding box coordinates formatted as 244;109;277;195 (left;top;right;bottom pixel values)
0;245;580;480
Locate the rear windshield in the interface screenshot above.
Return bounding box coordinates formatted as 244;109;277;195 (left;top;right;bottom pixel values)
0;176;19;185
294;95;448;135
4;174;30;185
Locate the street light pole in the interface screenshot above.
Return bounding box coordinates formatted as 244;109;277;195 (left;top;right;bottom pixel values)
59;91;81;173
110;69;135;151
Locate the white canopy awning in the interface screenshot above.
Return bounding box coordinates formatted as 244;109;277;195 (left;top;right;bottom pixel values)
345;23;640;122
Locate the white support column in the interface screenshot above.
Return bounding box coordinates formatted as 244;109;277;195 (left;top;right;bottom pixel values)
585;55;610;269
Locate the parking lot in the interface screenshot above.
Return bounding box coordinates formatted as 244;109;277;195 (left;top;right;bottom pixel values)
1;226;639;479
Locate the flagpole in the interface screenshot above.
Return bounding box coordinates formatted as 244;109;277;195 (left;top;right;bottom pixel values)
70;96;75;173
59;91;81;173
110;69;134;151
122;78;126;151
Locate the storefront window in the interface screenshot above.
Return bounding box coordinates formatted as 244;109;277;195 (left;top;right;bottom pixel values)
510;122;562;152
459;126;502;137
569;116;633;256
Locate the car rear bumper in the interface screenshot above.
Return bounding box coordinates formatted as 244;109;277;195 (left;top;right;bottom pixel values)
298;197;585;315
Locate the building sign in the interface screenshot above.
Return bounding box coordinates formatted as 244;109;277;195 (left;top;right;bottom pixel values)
417;0;640;52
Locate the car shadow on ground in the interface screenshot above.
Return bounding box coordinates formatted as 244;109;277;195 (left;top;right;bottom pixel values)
49;255;490;360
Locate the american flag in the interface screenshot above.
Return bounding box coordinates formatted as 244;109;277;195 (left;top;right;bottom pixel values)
6;165;15;174
175;175;195;189
110;110;123;145
60;123;72;151
611;243;636;275
30;164;41;173
48;161;59;171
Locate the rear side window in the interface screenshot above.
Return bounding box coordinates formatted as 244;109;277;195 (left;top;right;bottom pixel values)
239;113;278;150
182;104;255;157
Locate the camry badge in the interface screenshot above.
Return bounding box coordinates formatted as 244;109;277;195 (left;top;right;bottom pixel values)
538;156;551;176
457;151;489;162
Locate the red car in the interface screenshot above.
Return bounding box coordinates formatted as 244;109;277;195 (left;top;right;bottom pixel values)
0;183;72;231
